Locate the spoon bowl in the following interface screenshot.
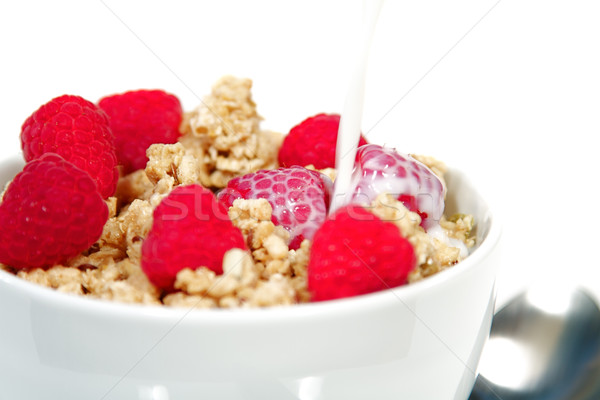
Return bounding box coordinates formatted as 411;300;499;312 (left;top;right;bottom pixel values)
470;284;600;400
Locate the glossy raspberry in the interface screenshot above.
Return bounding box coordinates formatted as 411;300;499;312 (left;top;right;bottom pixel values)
98;89;183;174
350;144;446;229
141;184;247;291
218;166;332;250
0;154;109;270
278;113;368;169
20;94;119;199
308;205;415;302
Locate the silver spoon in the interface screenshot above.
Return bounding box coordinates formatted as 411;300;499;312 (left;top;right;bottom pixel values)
469;284;600;400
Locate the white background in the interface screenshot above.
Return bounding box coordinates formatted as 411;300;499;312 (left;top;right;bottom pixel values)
1;0;600;308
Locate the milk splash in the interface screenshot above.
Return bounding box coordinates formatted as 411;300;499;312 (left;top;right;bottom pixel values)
328;1;471;263
330;0;384;213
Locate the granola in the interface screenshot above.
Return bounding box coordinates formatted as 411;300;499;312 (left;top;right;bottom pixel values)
5;76;476;308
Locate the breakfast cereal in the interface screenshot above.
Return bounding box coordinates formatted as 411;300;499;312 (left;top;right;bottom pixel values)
2;76;475;307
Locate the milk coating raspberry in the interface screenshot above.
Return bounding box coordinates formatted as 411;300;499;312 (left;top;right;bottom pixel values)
350;144;445;229
20;95;119;199
141;184;247;291
218;166;332;249
0;153;109;269
98;89;183;174
308;205;416;301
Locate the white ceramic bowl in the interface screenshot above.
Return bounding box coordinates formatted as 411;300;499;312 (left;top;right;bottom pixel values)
0;155;501;400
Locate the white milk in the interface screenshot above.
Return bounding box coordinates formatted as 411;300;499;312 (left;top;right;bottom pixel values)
330;0;384;212
329;1;471;259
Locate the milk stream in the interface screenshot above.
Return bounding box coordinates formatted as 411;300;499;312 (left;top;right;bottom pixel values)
329;1;465;256
330;0;384;213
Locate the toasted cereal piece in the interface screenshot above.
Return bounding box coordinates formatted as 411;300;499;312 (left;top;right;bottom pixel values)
174;267;217;296
289;274;311;303
219;296;241;308
432;240;462;267
118;258;160;300
206;274;239;298
207;249;258;298
229;198;273;225
121;199;154;262
145;142;203;187
116;169;154;205
46;265;83;288
263;234;288;260
408;260;439;282
163;292;217;309
82;261;123;294
370;193;423;240
17;268;51;287
370;193;472;284
173;250;258;301
83;197;153;268
441;214;475;247
222;248;259;288
229;199;291;251
262;258;291;278
105;197;118;218
289;239;310;281
228;197;309;288
97;215;127;251
305;165;337;183
66;244;122;269
251;227;292;279
17;265;85;294
179;76;282;188
79;258;160;305
93;280;160;305
245;274;297;307
56;282;85;295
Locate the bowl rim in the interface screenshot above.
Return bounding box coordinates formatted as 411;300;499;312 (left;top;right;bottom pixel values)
0;154;502;324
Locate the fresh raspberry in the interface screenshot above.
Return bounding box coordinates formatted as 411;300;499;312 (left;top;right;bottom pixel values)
308;205;415;302
350;144;446;229
0;154;109;270
20;95;119;199
278;113;368;169
141;184;247;291
218;166;332;250
98;89;183;174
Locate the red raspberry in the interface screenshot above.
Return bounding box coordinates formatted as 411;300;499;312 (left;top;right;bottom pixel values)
98;89;183;174
218;166;332;250
0;154;109;269
278;113;368;169
308;205;415;302
141;184;247;291
351;144;446;229
20;95;119;199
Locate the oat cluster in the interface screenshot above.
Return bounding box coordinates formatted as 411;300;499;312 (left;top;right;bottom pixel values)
369;193;474;283
179;76;282;188
6;76;475;308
